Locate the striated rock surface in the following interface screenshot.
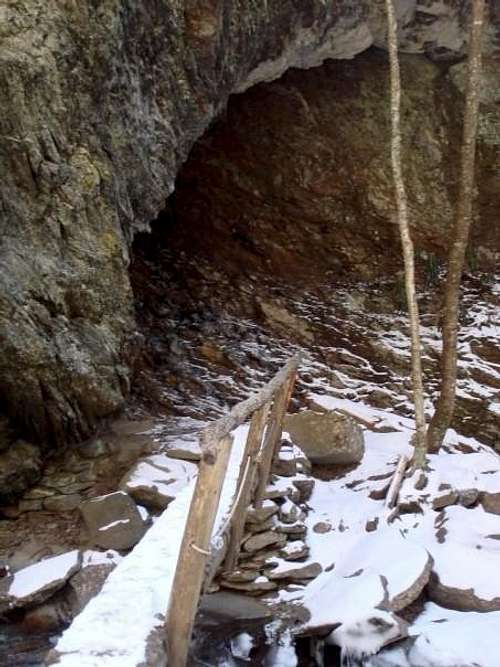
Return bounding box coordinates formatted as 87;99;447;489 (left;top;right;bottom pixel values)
1;0;499;494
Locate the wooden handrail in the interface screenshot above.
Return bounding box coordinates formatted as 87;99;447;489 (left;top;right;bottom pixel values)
166;355;300;666
200;355;300;464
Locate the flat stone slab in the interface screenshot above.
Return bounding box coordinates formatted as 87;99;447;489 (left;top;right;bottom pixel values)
0;550;81;612
221;576;277;594
243;530;287;553
198;591;273;624
165;439;202;462
427;507;500;612
268;560;322;581
279;540;310;561
279;499;302;524
334;529;432;612
120;455;197;510
80;491;147;550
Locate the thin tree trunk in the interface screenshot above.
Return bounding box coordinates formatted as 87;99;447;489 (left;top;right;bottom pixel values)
385;0;427;468
426;0;486;453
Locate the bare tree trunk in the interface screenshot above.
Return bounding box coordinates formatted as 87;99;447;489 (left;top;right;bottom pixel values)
426;0;486;453
385;0;427;468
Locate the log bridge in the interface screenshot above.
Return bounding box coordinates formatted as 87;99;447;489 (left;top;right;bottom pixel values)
166;355;299;666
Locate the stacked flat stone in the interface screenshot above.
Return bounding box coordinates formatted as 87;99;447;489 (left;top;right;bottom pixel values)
216;442;322;595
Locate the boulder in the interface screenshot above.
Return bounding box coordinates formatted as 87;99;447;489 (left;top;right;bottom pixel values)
0;550;81;612
119;455;197;510
428;571;500;612
481;492;500;515
284;411;364;465
0;441;42;504
80;491;147;550
313;521;332;534
292;478;315;503
67;563;115;615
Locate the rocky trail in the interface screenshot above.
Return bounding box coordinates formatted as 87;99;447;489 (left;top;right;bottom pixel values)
0;257;498;665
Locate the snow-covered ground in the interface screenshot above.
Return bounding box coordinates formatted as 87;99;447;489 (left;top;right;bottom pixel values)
45;274;500;666
265;393;500;665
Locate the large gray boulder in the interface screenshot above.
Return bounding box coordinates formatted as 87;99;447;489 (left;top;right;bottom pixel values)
80;491;147;550
284;410;365;465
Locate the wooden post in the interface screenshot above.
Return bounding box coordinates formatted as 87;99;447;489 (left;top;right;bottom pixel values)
223;402;271;572
254;368;297;508
166;434;233;667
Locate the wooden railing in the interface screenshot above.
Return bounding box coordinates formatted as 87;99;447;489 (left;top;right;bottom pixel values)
165;356;299;666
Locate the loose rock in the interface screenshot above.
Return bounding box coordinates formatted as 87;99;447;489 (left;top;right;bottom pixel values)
284;411;365;465
80;491;147;550
243;531;287;553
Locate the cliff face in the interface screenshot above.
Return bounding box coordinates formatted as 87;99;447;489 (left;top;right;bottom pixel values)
0;1;498;488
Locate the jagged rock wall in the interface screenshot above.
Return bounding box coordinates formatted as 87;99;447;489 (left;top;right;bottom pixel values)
0;0;498;483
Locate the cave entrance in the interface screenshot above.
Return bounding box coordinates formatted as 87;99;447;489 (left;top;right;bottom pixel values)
128;46;489;423
129;51;404;417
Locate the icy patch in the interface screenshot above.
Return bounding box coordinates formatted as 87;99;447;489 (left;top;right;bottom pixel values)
230;632;253;660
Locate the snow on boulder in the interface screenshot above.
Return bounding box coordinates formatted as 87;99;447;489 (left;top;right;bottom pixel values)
284;410;364;465
334;530;432;612
427;506;500;612
298;571;387;635
372;603;500;667
80;491;147;550
0;550;81;612
119;454;197;510
328;610;407;659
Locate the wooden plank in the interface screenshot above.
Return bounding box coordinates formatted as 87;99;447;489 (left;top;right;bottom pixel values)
254;367;297;508
200;355;300;463
222;402;271;572
166;434;233;667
